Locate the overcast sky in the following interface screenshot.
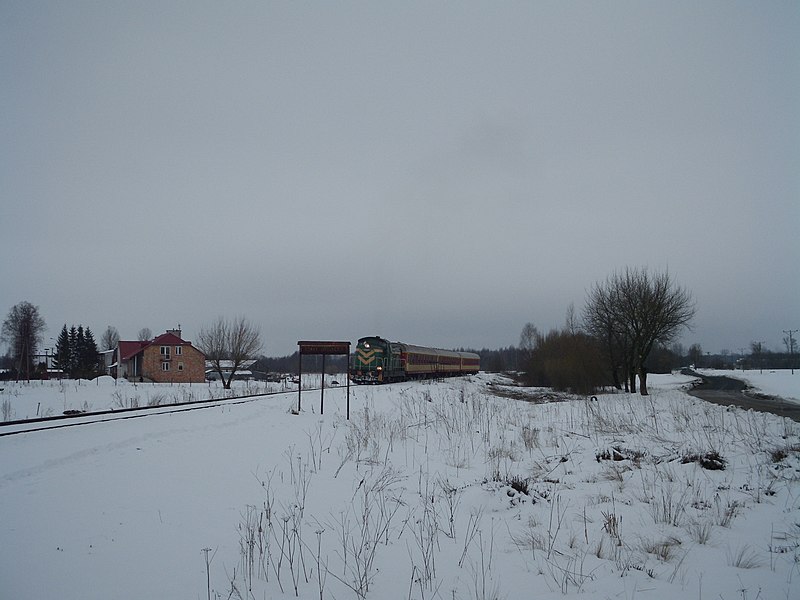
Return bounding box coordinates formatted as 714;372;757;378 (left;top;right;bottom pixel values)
2;1;798;357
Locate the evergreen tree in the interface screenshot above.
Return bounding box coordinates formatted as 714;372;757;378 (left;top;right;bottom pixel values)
53;325;71;374
52;323;102;379
81;327;100;377
75;326;86;378
68;325;79;377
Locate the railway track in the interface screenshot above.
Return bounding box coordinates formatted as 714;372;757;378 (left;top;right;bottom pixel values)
0;386;322;437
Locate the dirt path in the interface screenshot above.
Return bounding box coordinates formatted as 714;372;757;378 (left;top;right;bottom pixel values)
682;369;800;422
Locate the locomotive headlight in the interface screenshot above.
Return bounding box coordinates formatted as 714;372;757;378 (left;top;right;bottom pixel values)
364;342;370;348
376;366;382;371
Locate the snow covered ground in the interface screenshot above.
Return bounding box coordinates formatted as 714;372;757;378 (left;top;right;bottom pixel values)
0;375;305;422
1;373;798;599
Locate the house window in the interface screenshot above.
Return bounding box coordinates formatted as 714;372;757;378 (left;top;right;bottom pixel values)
160;346;170;359
162;362;170;371
178;362;184;371
175;346;182;356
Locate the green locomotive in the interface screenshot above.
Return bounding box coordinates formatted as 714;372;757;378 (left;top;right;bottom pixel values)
351;336;480;384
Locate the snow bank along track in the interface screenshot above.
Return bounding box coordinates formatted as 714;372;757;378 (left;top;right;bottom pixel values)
0;387;321;437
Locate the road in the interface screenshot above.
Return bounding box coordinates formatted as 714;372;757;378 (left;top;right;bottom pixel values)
682;369;800;422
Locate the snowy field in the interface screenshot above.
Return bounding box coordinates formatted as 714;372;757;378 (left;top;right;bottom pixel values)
0;375;305;422
1;373;799;600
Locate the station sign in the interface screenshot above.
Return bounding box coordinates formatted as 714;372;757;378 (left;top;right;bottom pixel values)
298;341;350;355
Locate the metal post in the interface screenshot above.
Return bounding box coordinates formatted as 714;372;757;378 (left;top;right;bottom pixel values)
320;354;325;414
297;341;351;418
347;349;351;420
297;353;302;412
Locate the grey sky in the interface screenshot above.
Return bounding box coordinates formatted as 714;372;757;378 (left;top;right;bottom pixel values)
2;1;798;357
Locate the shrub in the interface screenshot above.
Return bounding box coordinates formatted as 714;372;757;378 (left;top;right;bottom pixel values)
2;398;12;421
770;444;800;463
520;329;609;395
507;475;530;496
681;450;726;470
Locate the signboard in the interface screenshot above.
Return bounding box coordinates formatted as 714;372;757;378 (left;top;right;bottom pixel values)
296;340;351;419
298;341;350;355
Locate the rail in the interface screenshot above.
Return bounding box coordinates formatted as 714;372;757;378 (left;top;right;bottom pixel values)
0;385;330;437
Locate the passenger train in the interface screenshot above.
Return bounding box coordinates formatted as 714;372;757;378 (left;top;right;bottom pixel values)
350;336;480;384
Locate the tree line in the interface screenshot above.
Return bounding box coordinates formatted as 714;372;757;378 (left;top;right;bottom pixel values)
53;324;102;379
2;267;794;391
0;303;104;380
474;267;696;396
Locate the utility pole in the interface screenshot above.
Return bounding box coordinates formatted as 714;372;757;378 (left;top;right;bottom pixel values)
784;329;798;374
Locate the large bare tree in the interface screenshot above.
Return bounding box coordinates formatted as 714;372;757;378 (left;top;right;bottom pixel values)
583;277;634;391
1;301;46;380
197;316;262;389
584;267;695;395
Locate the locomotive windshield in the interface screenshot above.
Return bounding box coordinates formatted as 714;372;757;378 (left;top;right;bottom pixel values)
358;337;386;349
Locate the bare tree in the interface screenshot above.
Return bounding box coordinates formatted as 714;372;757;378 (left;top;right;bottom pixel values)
688;343;703;368
784;330;798;374
197;316;262;389
584;267;695;395
783;330;798;355
583;282;633;390
1;301;46;381
517;322;539;375
565;302;579;336
137;327;152;342
518;322;539;354
101;326;120;351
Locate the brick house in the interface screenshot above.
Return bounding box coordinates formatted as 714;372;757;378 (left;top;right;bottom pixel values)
111;329;205;383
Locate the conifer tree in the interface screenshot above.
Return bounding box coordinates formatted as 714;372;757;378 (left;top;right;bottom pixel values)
68;325;79;377
52;324;102;379
53;325;71;374
75;326;87;378
81;327;100;377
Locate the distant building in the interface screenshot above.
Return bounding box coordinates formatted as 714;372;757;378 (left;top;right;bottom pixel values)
204;359;257;381
110;328;205;383
29;352;65;379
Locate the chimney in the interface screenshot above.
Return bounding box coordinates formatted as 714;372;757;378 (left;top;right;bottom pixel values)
167;325;182;340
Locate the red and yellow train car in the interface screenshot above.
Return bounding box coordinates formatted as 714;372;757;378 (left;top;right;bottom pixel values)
351;336;479;384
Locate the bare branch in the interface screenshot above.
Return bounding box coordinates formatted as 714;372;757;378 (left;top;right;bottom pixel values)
197;316;262;389
584;267;695;395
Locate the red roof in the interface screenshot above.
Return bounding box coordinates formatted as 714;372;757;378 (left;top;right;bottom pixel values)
118;332;200;361
151;332;189;346
118;340;149;361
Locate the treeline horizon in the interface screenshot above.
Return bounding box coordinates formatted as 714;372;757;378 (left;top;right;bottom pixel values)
248;342;797;377
4;266;796;389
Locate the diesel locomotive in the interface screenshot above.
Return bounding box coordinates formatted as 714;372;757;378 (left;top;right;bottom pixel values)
351;336;480;384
